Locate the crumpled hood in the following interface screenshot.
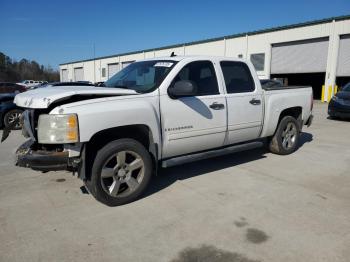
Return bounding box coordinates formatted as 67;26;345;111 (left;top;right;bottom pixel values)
14;85;138;109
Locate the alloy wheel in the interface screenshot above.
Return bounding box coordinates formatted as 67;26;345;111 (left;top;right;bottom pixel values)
7;111;22;129
281;122;297;149
100;150;145;198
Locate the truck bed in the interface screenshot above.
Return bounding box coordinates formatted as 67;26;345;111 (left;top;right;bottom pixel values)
260;85;313;138
262;85;310;91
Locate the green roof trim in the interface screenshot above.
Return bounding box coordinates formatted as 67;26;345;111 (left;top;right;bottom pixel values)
60;14;350;66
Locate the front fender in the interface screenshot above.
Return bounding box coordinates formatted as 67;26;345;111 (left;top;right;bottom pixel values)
49;95;161;150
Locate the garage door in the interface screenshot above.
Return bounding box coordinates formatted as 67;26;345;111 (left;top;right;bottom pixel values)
108;63;119;79
74;67;84;81
122;61;134;69
271;37;329;74
336;35;350;77
61;69;68;82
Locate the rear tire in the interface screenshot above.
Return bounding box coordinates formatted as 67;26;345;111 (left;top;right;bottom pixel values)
85;138;153;206
269;116;300;155
4;109;23;130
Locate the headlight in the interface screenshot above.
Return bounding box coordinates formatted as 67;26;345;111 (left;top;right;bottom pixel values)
38;114;79;144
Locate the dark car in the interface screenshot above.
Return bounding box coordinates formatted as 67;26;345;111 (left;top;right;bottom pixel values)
0;82;27;94
33;81;95;89
0;93;23;130
328;82;350;119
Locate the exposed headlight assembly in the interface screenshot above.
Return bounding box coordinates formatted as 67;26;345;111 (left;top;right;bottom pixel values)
38;114;79;144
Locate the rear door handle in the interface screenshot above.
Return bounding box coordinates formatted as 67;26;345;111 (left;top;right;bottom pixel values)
249;98;261;105
209;102;225;110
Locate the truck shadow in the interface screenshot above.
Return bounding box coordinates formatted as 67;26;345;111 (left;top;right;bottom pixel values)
145;148;267;198
144;132;313;198
299;131;313;147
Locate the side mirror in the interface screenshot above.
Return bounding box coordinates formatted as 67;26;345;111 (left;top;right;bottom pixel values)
168;80;197;99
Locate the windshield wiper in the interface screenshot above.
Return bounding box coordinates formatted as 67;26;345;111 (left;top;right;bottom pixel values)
112;85;130;89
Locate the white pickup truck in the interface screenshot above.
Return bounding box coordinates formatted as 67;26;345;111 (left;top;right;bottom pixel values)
7;56;313;206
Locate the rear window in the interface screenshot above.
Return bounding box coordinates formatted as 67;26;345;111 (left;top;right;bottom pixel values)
220;61;255;93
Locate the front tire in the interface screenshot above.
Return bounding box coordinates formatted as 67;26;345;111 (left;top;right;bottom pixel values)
269;116;300;155
85;139;153;206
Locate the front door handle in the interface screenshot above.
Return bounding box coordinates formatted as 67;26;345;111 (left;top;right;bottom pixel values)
209;102;225;110
249;98;261;105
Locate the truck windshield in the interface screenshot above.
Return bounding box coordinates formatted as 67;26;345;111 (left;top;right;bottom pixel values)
104;60;176;93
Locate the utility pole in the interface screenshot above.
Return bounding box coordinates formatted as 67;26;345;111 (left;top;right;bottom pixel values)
93;43;96;83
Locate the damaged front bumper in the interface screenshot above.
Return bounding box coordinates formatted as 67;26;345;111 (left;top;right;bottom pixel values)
15;140;79;172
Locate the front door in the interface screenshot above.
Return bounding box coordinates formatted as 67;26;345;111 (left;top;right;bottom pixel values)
160;60;227;158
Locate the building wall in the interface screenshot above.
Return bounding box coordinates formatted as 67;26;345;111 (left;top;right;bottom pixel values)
59;18;350;101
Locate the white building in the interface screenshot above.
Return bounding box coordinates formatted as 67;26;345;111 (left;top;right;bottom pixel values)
59;15;350;101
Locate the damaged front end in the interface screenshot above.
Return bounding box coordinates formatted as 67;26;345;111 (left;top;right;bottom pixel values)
16;140;69;171
12;110;82;173
2;86;136;175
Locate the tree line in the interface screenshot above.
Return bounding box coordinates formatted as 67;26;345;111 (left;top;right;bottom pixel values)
0;52;60;82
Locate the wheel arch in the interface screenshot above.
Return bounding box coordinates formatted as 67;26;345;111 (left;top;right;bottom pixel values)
261;106;303;138
273;106;303;135
278;106;302;125
80;124;158;181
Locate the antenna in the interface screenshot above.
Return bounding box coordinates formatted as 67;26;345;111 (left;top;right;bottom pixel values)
170;52;176;57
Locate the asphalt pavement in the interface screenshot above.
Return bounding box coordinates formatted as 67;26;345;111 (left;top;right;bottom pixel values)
0;101;349;262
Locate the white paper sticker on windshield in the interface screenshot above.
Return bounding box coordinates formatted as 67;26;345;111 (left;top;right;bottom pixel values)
154;62;174;67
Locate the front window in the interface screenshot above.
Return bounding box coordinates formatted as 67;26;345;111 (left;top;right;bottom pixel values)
104;60;176;93
171;60;219;96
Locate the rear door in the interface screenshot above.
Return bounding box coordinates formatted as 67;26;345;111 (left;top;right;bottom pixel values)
220;61;263;144
160;60;227;158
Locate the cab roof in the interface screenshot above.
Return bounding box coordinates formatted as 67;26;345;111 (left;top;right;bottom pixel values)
140;55;245;63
